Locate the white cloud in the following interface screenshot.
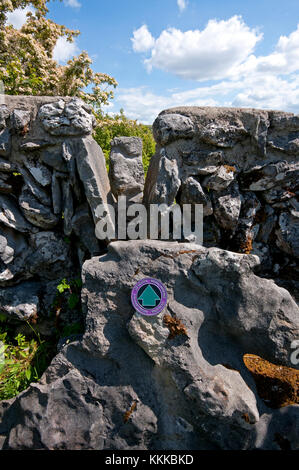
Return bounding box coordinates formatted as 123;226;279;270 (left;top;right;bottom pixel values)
64;0;81;7
53;37;79;63
6;6;33;29
125;18;299;123
115;73;299;124
177;0;187;12
131;25;155;53
139;16;262;81
115;86;219;124
235;24;299;77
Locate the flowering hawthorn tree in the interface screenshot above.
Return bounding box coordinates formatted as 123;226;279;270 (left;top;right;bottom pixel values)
0;0;117;111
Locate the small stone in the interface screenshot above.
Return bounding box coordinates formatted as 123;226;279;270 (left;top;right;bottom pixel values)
11;109;31;132
276;212;299;258
0;158;15;173
28;232;73;280
0;128;11;157
0;281;40;323
0;105;10;130
0;194;37;233
212;182;242;231
202;166;235;191
179;177;213;217
19;187;59;229
18;166;52;207
23;159;52;187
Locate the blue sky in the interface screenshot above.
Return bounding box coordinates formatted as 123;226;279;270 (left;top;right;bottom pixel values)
7;0;299;123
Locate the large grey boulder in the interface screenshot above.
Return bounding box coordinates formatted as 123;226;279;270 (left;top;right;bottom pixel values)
0;240;298;450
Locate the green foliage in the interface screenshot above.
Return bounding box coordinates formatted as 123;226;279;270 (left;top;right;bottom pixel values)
94;109;156;175
55;278;81;311
0;275;84;401
0;324;54;401
56;278;71;294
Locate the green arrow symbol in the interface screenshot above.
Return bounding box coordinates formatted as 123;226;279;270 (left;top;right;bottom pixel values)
138;285;160;307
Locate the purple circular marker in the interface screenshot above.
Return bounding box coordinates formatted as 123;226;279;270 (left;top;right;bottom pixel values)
131;278;168;316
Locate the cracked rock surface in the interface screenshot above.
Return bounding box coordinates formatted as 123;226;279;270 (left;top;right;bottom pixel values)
0;240;298;450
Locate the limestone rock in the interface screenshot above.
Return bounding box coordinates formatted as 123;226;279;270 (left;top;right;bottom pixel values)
1;240;298;450
0;174;12;194
213;182;242;230
23;159;52;187
18;166;52;207
74;136;114;232
153;113;195;145
109;137;145;198
71;203;100;255
276;212;299;258
0;225;31;285
0;105;10;130
51;171;62;215
241;161;299;192
19;187;59;230
0;128;11;157
11;109;31;133
40;146;68;173
0;194;37;233
179;177;213;217
144;149;180;205
202;166;235;191
61;180;74;236
0;281;40;322
0;158;15;173
39;98;95;136
28;232;73;280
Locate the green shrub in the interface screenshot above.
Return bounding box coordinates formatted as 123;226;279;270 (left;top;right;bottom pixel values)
94;109;156;175
0;325;54;401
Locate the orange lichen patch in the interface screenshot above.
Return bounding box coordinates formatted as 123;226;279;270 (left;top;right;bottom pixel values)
156;250;198;262
224;165;236;173
163;314;188;340
242;413;255;425
239;235;253;255
244;354;299;409
20;124;29;136
123;401;137;423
